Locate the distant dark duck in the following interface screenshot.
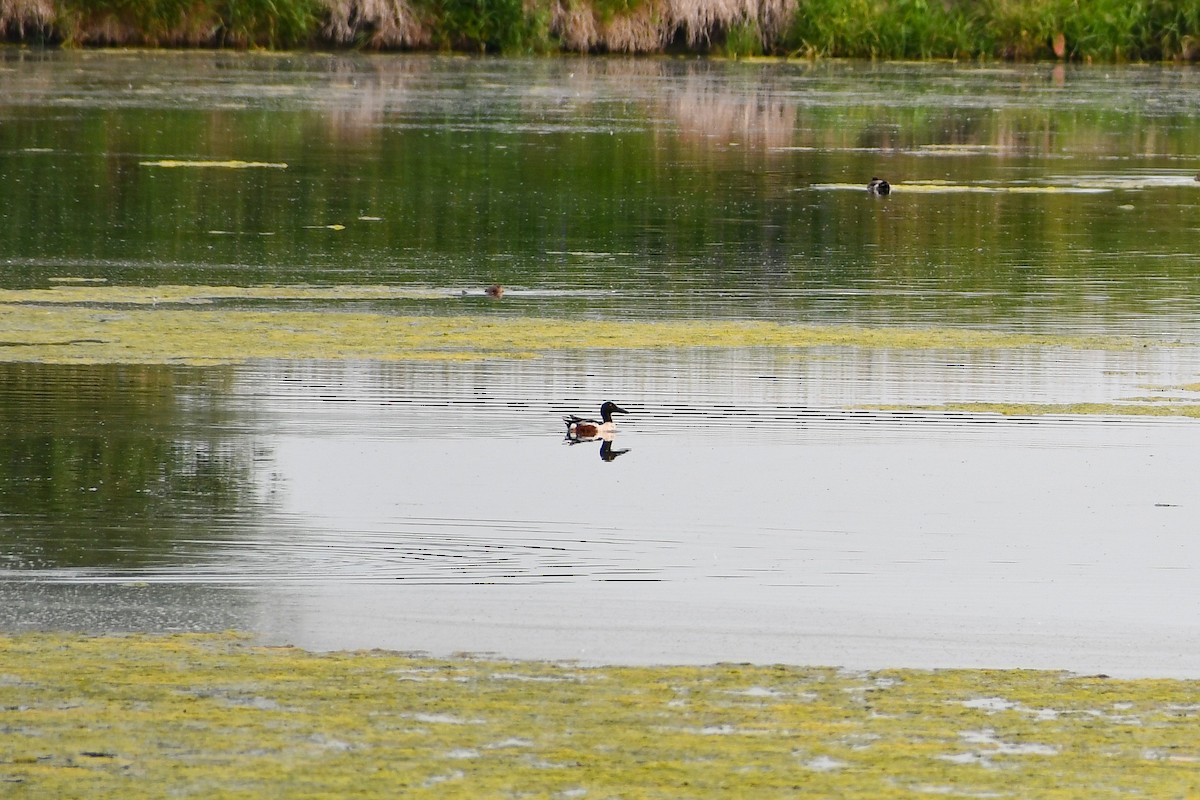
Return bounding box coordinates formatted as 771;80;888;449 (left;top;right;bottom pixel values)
867;177;891;196
485;284;504;298
564;401;628;439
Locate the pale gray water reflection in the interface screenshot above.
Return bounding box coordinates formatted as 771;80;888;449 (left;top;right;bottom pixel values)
206;381;1200;676
3;353;1199;675
254;367;1200;677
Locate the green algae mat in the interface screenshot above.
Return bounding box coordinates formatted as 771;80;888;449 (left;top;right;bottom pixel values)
6;283;1200;420
2;633;1198;798
0;283;1143;366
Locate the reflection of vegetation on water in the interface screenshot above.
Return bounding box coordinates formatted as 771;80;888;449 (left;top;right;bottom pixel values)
0;364;259;570
0;292;1145;365
6;0;1200;59
3;54;1199;334
3;632;1198;797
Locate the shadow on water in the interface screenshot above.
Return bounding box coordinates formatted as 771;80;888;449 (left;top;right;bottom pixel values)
0;364;266;572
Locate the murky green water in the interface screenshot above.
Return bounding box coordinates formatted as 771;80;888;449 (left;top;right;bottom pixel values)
2;50;1199;674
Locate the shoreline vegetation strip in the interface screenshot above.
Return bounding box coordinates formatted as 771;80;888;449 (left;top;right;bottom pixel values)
3;0;1200;60
1;632;1199;798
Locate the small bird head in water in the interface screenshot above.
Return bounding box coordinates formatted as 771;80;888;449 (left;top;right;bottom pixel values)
867;177;891;196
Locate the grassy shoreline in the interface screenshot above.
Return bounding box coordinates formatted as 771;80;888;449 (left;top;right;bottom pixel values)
3;0;1200;59
2;631;1199;797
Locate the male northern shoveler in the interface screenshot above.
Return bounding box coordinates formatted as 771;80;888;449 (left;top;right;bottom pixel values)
867;177;891;196
564;401;628;439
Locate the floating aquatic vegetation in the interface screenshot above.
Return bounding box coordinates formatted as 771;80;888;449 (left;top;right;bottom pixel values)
812;181;1107;195
139;160;289;169
0;284;453;306
812;174;1200;194
0;284;1143;365
872;401;1200;419
0;632;1197;798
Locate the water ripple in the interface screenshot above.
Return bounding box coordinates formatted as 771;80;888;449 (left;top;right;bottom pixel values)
10;515;664;586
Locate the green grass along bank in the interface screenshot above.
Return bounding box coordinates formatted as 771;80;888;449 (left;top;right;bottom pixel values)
4;0;1200;60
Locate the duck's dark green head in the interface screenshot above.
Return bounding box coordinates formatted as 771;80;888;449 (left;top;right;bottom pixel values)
600;401;628;421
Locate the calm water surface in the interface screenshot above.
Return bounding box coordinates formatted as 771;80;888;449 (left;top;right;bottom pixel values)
2;51;1199;674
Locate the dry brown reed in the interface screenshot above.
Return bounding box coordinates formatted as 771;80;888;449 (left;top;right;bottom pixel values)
0;0;54;38
550;0;600;51
552;0;796;53
671;0;755;46
321;0;429;48
601;1;668;52
62;13;221;47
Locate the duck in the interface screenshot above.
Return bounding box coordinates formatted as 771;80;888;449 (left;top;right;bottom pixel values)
564;401;628;439
867;177;891;196
485;284;504;298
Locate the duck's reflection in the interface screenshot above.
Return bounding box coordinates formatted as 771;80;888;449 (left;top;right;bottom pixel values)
564;432;630;462
598;438;630;462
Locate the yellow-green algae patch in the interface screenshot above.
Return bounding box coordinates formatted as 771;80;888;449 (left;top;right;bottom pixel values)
1;633;1197;799
813;175;1198;193
139;160;288;169
0;283;451;306
813;181;1108;194
875;402;1200;419
0;284;1144;365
